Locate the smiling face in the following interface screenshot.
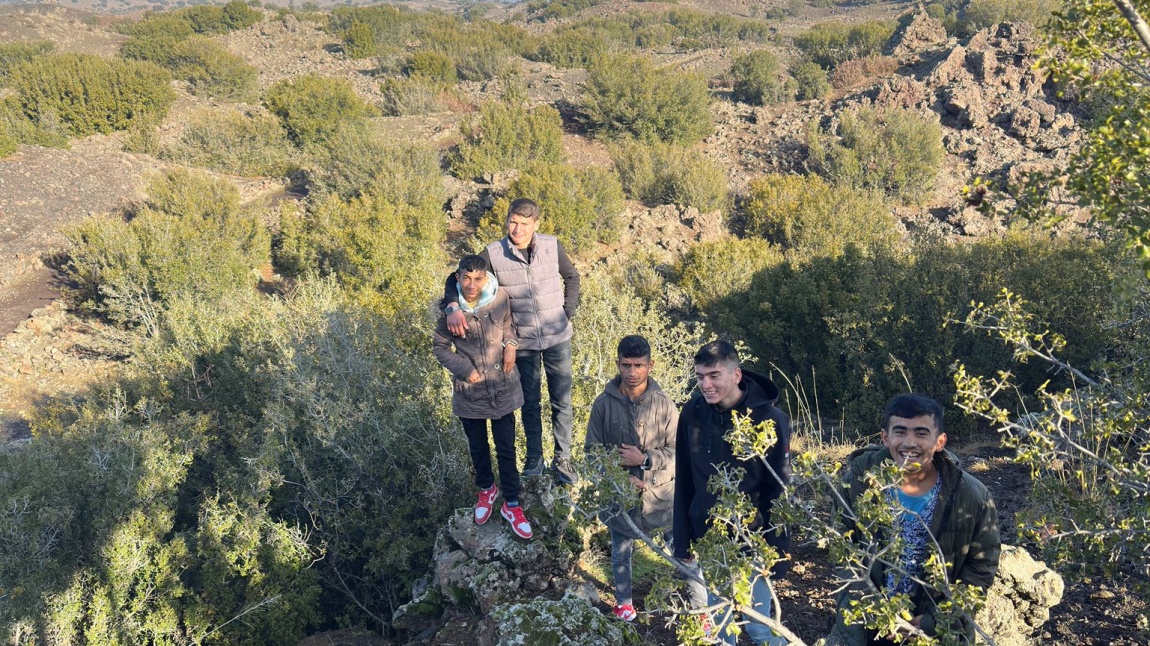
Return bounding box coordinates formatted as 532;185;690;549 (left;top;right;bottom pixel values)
694;362;743;409
458;269;488;303
882;414;947;474
506;213;538;249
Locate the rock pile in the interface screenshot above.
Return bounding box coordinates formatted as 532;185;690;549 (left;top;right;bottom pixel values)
975;545;1065;646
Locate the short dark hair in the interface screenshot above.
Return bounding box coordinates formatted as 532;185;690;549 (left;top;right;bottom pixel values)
507;198;541;221
617;335;651;360
882;393;945;435
456;254;489;275
693;340;739;371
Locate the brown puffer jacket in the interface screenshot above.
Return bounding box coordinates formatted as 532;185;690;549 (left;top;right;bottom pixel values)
432;287;524;420
584;376;678;536
825;446;1000;645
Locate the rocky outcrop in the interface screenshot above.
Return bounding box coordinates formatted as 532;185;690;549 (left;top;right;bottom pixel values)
392;478;584;640
975;545;1065;646
887;7;950;62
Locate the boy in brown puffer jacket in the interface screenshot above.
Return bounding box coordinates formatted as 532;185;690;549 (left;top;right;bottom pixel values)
433;255;533;540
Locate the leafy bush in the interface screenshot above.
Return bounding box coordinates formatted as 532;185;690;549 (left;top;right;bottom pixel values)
121;35;258;100
342;20;375;58
525;0;608;22
304;124;444;206
807;106;944;205
675;237;784;314
828;55;899;89
794;20;898;69
9;53;175;137
114;1;260;38
403;50;456;84
65;169;269;332
113;13;197;38
448;99;564;179
581;54;712;145
0;95;69;154
0;40;54;84
160;108;296;177
744;173;895;257
380;76;446;116
265;75;376;147
477;162;625;255
703;232;1124;431
791;60;831;100
730;50;796;106
610;139;729;214
957;0;1061;36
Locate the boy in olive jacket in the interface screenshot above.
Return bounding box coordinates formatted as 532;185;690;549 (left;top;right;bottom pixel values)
826;394;1000;645
585;335;677;621
433;255;533;540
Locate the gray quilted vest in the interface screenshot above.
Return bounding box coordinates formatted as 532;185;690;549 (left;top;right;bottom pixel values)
486;234;572;351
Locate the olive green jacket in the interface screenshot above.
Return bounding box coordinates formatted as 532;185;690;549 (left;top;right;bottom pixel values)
825;446;1000;645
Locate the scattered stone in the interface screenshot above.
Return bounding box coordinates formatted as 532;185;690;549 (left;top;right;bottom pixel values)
887;7;949;61
975;545;1065;646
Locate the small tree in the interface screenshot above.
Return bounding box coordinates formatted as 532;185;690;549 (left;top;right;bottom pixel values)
265;75;376;148
730;50;795;106
448;97;564;180
581;53;712;145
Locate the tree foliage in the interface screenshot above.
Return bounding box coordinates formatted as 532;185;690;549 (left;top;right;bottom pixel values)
8;53;175;137
448;98;564;180
581;54;712;145
610;139;730;214
730;49;796;106
265;75;376;147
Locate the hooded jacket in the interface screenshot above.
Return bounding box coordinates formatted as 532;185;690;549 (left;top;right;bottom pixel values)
672;369;792;564
584;375;678;535
432;278;524;420
825;446;1000;645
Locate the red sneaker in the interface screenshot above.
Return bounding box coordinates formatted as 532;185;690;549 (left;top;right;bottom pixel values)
613;603;637;622
500;502;533;539
475;486;498;525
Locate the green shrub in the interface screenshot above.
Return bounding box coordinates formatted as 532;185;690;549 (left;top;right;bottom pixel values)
65;169;269;331
0;94;69;150
275;193;445;313
113;14;196;38
610;139;729;214
265;75;376;147
342;20;376;58
380;75;446;116
449;99;564;179
9;53;175;137
730;49;795;106
0;40;54;84
403;50;456;84
716;233;1125;432
744;173;895;257
794;20;897;69
807;106;944;205
675;237;784;314
526;0;608;21
791;60;831;100
161;108;296;177
122;35;257;100
957;0;1061;36
304;124;444;207
0;125;15;157
581;54;712;145
0;393;321;644
176;0;261;34
478;162;625;255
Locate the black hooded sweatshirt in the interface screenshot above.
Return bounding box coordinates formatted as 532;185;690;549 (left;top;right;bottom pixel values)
672;369;792;566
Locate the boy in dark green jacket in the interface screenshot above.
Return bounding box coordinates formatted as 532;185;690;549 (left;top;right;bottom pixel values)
826;394;1000;646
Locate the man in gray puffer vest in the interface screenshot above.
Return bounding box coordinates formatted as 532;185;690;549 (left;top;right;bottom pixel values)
585;335;677;622
442;199;581;485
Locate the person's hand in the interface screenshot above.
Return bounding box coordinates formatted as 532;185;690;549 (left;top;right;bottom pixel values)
617;443;645;467
447;308;468;337
886;615;923;640
466;370;481;384
502;344;516;373
628;475;646;490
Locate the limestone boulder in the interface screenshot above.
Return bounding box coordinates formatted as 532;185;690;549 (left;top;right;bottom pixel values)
976;545;1065;646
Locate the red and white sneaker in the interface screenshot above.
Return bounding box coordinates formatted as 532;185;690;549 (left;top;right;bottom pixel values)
613;603;637;622
475;486;498;525
500;502;533;539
